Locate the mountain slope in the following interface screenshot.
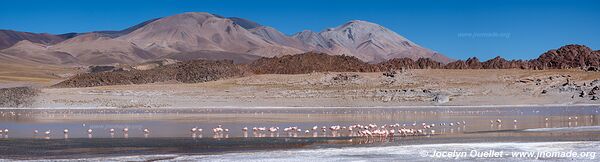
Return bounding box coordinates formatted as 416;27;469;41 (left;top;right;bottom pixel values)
51;33;155;65
250;26;314;51
119;12;301;57
0;12;450;66
300;20;451;63
58;18;161;39
0;40;78;65
212;14;263;29
0;30;66;50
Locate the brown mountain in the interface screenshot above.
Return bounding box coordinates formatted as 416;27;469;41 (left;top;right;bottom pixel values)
53;33;156;65
0;40;78;65
0;30;66;50
119;12;301;57
0;12;452;66
291;20;452;63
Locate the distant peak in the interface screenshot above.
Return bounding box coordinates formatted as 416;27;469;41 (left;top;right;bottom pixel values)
348;20;370;24
227;17;262;29
344;20;380;27
178;12;215;17
293;30;319;37
253;26;276;31
330;20;385;32
299;30;315;33
251;26;286;36
161;12;220;22
57;32;111;45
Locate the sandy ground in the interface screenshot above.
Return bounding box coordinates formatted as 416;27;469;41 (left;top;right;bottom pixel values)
23;69;600;108
0;63;77;88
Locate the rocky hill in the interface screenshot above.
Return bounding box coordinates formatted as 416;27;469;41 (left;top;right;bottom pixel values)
530;44;600;69
53;60;249;88
249;52;378;74
119;12;302;58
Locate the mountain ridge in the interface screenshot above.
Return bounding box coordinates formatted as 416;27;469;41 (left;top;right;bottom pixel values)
1;12;453;66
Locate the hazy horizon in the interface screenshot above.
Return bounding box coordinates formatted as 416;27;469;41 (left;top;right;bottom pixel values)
1;0;598;60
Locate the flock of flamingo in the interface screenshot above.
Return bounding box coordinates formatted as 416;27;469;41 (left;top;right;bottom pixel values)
0;111;593;139
0;120;474;139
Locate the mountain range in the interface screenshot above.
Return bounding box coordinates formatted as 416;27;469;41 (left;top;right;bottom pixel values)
0;12;451;66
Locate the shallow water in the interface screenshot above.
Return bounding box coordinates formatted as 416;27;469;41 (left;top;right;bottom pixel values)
0;106;599;161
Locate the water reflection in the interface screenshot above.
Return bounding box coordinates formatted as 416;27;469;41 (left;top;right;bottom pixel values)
0;106;598;139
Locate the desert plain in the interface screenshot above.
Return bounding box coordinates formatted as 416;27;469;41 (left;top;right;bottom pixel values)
2;67;598;108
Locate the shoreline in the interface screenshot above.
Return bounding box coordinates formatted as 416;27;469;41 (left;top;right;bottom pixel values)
2;103;599;110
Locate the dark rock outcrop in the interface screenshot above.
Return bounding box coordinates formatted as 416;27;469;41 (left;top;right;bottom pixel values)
443;45;599;70
88;65;127;73
249;52;378;74
482;57;530;69
243;44;600;74
416;58;444;69
444;57;482;69
376;58;418;70
530;45;600;69
53;60;249;88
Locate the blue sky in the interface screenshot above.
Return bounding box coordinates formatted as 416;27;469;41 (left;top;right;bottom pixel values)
1;0;599;60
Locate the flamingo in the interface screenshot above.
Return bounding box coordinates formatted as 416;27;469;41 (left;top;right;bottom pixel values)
212;127;223;133
268;127;278;133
